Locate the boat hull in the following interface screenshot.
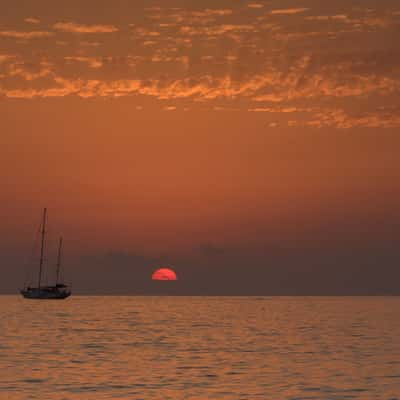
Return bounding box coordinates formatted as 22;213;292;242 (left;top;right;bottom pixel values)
20;287;71;300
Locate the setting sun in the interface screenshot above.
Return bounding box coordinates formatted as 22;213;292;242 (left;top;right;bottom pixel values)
152;268;177;281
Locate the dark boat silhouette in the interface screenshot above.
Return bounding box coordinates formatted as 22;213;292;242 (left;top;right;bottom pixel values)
20;208;71;300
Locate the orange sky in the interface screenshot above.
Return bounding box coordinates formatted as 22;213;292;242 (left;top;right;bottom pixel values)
1;0;399;293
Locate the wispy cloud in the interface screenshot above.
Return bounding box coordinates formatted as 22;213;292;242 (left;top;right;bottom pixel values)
79;41;101;47
2;52;400;105
0;3;399;131
196;9;233;16
64;56;103;68
7;63;52;81
273;30;338;41
53;22;118;33
270;8;309;15
304;13;391;30
0;54;16;63
248;3;264;9
24;17;40;24
146;8;233;22
179;24;256;36
305;14;348;22
248;106;311;113
288;108;400;129
0;30;53;39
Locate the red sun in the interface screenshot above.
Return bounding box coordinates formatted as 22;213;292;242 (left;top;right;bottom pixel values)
152;268;177;281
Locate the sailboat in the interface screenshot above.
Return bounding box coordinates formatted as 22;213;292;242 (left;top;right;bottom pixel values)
20;208;71;300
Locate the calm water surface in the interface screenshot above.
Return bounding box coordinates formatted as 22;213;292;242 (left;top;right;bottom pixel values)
0;296;399;399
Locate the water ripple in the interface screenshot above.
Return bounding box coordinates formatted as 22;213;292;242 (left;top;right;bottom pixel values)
0;296;399;399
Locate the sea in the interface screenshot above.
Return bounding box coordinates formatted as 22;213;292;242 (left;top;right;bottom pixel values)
0;296;399;399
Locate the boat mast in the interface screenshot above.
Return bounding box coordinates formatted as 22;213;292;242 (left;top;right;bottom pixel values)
56;237;63;285
38;208;47;289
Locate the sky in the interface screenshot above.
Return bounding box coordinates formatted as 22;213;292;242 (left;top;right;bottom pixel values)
1;0;399;294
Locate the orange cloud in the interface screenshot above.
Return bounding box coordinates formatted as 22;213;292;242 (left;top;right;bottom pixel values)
0;3;399;139
248;3;264;9
0;54;16;63
64;56;103;68
146;7;233;22
0;30;53;39
248;107;312;113
1;75;261;100
79;41;101;47
2;61;399;105
24;17;41;24
179;24;256;36
1;89;38;98
273;31;338;41
53;22;118;33
194;9;233;17
7;62;53;81
288;108;400;129
270;8;309;15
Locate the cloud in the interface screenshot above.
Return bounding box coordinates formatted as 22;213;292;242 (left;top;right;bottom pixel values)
0;4;400;140
273;30;338;41
1;88;38;98
179;24;256;36
79;41;101;47
196;9;233;17
146;7;233;22
248;3;264;9
24;17;40;24
288;108;400;129
1;7;400;130
64;56;103;68
304;14;391;30
305;14;348;22
0;54;16;63
252;55;400;102
0;30;53;39
0;75;253;99
2;55;399;104
270;8;309;15
53;22;118;33
7;62;53;81
248;106;311;113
